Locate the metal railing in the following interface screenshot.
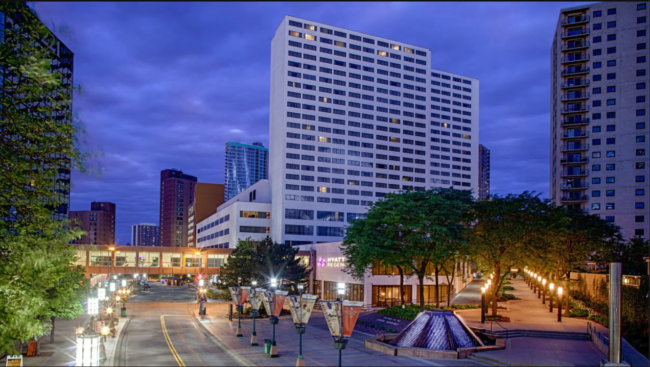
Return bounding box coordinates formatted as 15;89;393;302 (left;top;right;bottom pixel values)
561;117;589;126
587;322;633;366
560;168;589;176
490;320;509;340
561;144;590;152
561;54;590;63
561;105;589;114
561;157;589;164
562;131;589;138
560;195;589;203
561;92;590;101
562;79;590;88
561;41;590;51
561;67;590;76
561;28;590;38
561;183;589;189
561;15;590;26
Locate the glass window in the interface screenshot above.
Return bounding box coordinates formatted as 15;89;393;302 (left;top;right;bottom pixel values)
593;190;601;197
185;253;203;268
607;8;616;15
592;203;601;210
593;49;602;56
594;23;602;30
636;202;645;209
594;10;602;17
163;253;182;267
137;252;160;268
207;254;228;268
115;251;136;267
607;21;616;28
74;250;87;266
90;251;111;266
594;61;602;68
639;56;647;63
639;16;647;23
607;34;616;41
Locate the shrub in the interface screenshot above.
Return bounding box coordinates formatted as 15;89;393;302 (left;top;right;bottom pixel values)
497;293;518;302
568;308;589;317
501;286;515;291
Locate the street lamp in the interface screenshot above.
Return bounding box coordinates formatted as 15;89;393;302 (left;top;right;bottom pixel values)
533;273;538;293
542;279;547;304
557;287;563;322
335;282;347;367
480;287;486;324
296;284;305;367
250;281;259;347
549;283;555;313
537;276;542;299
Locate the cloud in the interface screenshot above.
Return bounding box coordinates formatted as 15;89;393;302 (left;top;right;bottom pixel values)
33;1;592;243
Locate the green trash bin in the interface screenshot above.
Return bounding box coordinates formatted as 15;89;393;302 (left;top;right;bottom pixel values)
264;339;272;355
121;307;127;317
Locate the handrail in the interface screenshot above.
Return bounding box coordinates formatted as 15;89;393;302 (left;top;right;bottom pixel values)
590;324;633;366
490;319;509;340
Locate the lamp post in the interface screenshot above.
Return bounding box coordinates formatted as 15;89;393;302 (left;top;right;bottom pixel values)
336;282;346;367
270;278;278;354
531;273;536;291
480;286;486;324
537;276;542;299
296;284;305;367
542;279;547;304
88;297;99;333
236;278;243;337
557;287;563;322
250;281;259;346
549;283;554;312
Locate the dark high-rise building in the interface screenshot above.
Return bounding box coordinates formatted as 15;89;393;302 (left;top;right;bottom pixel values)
131;223;159;247
225;142;269;201
1;4;74;222
479;144;491;200
160;169;197;247
187;183;225;247
70;202;116;245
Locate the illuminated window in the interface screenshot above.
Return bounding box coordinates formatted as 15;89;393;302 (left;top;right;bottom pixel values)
304;24;316;31
377;50;387;57
305;34;316;41
390;44;400;50
317;187;330;193
335;41;346;47
289;31;302;38
390;137;400;143
319;136;331;143
404;47;414;54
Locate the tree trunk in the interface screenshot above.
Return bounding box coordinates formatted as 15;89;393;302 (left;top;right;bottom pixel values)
491;263;500;317
418;274;425;309
434;267;440;308
447;260;456;308
397;266;405;305
564;276;571;315
50;316;55;343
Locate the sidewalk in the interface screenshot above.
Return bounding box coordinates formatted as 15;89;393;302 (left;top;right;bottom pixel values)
197;303;485;366
0;314;128;366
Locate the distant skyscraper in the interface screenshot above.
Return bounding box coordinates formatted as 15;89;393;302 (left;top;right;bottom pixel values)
479;144;491;200
550;3;649;239
131;223;160;246
70;202;116;245
225;142;269;201
159;169;197;247
187;183;225;247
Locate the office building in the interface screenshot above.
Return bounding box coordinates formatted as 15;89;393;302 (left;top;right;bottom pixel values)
479;144;491;200
550;3;649;239
159;169;197;247
187;182;225;247
224;142;269;201
70;202;116;245
269;16;479;245
131;223;160;247
1;4;74;222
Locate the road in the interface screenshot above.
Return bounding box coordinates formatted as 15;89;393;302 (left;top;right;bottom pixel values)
114;282;240;366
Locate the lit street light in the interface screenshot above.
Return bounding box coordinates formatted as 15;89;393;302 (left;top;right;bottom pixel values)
537;276;542;299
557;287;563;322
549;283;555;313
335;282;347;367
542;279;547;304
480;287;486;323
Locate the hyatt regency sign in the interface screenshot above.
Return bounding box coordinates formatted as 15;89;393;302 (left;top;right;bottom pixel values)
318;257;346;268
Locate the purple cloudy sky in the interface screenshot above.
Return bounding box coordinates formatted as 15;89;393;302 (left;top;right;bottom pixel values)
33;1;588;244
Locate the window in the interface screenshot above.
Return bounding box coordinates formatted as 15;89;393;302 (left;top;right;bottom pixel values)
594;36;602;43
606;164;615;170
638;136;646;143
594;10;602;17
607;112;615;118
607;34;616;41
593;138;601;145
638;83;646;89
606;150;615;157
593;87;601;94
593;127;601;133
607;73;615;80
593;151;601;158
607;60;616;67
637;176;646;183
636;216;645;223
607;86;616;92
606;189;615;195
594;23;602;30
638;43;647;50
594;75;602;81
606;138;615;144
637;96;646;103
592;203;601;211
607;47;615;54
638;110;646;116
607;99;615;105
639;3;647;10
606;177;615;184
607;8;616;15
638;123;646;129
636;189;645;196
636;202;645;209
593;190;601;197
607;21;616;28
593;164;601;171
639;56;647;63
606;203;615;210
593;177;601;184
594;61;602;68
606;216;615;223
639;16;647;24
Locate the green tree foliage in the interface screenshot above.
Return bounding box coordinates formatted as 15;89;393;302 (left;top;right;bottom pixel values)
342;189;472;309
469;192;554;316
0;3;87;354
592;237;649;275
218;236;311;293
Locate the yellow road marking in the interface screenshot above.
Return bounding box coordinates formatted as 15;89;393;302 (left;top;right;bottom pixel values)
161;315;186;366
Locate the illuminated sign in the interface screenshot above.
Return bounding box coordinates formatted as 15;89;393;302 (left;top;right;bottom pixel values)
317;257;347;268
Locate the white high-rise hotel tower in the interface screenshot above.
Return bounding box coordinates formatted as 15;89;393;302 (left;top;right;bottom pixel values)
270;16;480;245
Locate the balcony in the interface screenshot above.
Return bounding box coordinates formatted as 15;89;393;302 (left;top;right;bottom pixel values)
561;117;589;126
561;79;590;89
561;183;589;190
561;157;589;165
561;67;590;77
560;195;589;203
561;42;590;53
561;15;590;27
561;105;589;114
561;54;590;64
561;144;590;152
561;92;590;102
561;28;590;39
560;169;589;177
562;131;589;139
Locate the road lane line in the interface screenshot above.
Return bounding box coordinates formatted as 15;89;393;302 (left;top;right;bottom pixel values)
160;316;186;367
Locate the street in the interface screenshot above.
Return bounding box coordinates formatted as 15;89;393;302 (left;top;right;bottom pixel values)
113;282;239;366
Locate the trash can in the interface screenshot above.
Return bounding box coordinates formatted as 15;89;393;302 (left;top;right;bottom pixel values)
264;339;272;355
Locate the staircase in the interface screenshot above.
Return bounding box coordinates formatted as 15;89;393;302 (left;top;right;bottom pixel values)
481;329;590;340
466;354;511;366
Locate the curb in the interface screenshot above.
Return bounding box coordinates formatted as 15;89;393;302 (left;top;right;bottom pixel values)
189;310;253;367
108;315;132;367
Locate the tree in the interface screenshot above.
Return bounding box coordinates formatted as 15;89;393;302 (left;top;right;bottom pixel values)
469;192;553;316
218;236;311;293
342;189;471;309
592;237;649;275
0;3;88;354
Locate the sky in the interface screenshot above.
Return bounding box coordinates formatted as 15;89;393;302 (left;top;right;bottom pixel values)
33;1;590;244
